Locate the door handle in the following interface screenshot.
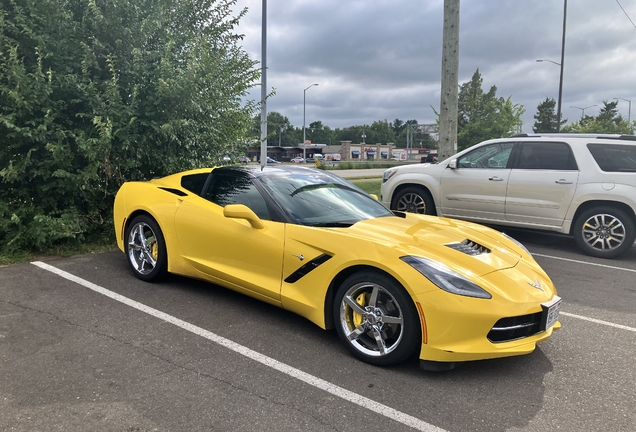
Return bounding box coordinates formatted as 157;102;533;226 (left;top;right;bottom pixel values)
555;179;573;184
488;177;504;181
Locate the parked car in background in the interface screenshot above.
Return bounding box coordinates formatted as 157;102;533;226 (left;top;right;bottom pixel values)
258;157;280;164
238;155;251;163
291;157;304;163
381;134;636;259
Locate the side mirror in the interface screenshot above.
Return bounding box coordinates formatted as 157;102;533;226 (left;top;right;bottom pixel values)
448;159;457;169
369;193;379;201
223;204;265;229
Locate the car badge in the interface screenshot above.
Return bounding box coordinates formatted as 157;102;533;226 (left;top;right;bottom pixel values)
292;253;304;261
528;279;543;291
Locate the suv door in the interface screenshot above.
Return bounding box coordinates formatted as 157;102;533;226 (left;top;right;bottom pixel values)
505;141;579;227
439;142;514;221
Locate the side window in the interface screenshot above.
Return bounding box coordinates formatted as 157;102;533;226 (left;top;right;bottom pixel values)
457;143;514;169
202;172;271;220
517;142;577;170
181;173;211;195
587;143;636;172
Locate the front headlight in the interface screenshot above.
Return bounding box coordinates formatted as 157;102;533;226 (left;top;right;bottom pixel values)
401;256;492;299
383;168;397;183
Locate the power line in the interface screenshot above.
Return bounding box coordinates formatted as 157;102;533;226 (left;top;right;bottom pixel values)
615;0;636;30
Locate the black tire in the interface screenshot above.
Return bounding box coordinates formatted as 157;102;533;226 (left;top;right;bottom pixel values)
333;271;421;366
392;186;435;215
573;206;636;259
125;215;168;281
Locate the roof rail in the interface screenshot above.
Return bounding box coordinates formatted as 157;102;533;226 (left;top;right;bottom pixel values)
510;133;636;141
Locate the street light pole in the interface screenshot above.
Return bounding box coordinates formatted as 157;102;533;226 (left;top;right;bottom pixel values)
571;105;597;119
614;98;632;123
557;0;567;133
303;83;318;162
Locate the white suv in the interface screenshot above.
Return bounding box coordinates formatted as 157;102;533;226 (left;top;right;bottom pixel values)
381;134;636;259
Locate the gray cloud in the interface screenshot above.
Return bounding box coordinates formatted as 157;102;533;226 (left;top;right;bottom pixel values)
235;0;636;131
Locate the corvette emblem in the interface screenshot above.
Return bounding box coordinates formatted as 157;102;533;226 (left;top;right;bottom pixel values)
528;279;543;291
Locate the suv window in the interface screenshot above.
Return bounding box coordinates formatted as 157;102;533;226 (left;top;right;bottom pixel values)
457;142;514;169
587;143;636;172
202;171;271;220
517;142;577;170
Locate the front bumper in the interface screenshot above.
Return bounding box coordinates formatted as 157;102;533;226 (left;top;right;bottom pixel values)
413;284;561;365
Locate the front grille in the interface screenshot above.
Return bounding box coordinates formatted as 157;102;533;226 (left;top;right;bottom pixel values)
446;239;491;256
487;312;543;343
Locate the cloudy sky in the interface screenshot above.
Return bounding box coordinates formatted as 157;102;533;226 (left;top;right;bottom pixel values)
232;0;636;133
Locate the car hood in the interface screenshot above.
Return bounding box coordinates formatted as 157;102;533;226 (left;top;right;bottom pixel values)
344;213;522;277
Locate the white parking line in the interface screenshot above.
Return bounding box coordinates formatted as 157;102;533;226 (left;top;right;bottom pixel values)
532;253;636;274
31;261;445;432
560;312;636;333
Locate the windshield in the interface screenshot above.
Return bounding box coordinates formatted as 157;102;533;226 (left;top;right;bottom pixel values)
258;171;393;226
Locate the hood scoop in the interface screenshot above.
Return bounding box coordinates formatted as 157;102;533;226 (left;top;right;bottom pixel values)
446;239;491;256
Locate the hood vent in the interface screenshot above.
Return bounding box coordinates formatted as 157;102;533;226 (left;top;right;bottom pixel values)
446;239;491;256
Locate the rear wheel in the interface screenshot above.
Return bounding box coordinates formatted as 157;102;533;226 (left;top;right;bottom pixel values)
393;186;435;215
573;207;635;259
125;215;167;281
333;271;420;366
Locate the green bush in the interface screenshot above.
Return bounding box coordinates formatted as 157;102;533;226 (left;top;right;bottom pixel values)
0;0;259;253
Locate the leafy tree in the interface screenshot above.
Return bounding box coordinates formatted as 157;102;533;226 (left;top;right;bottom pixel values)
391;119;405;136
533;97;566;133
393;119;420;148
456;69;525;150
251;111;298;146
369;119;396;144
307;121;336;145
336;126;372;144
0;0;260;253
562;101;634;134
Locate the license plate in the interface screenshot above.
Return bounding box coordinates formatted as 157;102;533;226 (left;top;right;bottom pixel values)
541;296;562;330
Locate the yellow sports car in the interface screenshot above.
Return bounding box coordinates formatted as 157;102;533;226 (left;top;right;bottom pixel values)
113;165;561;370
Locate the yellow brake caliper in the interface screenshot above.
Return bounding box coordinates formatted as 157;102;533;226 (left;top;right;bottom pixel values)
352;293;368;328
148;236;158;260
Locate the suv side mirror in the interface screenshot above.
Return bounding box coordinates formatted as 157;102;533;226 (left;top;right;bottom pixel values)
448;159;457;169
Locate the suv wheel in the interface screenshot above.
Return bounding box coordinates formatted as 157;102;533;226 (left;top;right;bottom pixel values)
393;186;435;215
573;207;636;259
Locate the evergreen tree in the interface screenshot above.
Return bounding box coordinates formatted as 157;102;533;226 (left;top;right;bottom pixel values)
533;97;566;133
456;69;525;150
562;101;634;134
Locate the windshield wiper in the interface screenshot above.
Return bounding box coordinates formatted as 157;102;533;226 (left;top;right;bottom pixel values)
291;183;364;197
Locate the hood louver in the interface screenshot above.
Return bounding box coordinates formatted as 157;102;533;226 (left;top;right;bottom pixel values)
446;239;491;256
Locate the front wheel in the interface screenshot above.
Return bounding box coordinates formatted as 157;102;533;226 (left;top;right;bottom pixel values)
573;207;636;259
333;271;421;366
125;215;168;281
392;186;435;215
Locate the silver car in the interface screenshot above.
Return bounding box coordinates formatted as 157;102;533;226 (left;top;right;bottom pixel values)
381;134;636;259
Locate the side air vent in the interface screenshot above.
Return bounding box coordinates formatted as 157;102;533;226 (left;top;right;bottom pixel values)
158;187;188;197
446;239;491;256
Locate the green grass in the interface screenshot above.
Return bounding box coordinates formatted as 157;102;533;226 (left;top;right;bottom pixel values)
353;180;382;197
0;238;117;266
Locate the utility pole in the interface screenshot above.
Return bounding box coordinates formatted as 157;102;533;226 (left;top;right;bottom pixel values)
259;0;267;169
438;0;459;161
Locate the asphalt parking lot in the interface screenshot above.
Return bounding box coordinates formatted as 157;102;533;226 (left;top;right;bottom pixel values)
1;231;635;431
